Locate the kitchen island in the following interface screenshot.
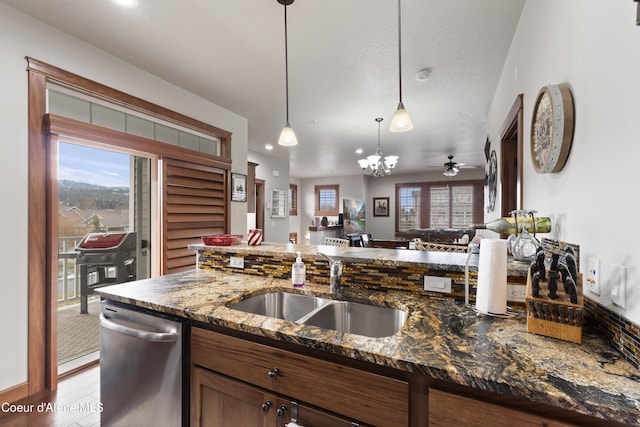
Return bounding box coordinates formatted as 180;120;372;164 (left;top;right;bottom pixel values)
96;243;640;426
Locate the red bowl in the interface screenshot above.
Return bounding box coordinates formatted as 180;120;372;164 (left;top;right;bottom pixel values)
202;234;243;246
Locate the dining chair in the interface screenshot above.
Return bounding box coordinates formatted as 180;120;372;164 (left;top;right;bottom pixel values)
324;237;350;247
414;241;469;253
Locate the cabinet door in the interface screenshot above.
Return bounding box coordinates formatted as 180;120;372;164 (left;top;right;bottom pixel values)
429;389;578;427
275;399;373;427
192;327;408;426
192;366;277;427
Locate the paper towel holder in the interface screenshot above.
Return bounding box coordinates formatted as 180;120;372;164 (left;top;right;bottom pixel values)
464;245;516;318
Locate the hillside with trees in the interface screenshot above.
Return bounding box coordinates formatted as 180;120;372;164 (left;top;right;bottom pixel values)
58;180;129;210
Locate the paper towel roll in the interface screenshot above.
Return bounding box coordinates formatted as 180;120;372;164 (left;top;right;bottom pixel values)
475;238;508;315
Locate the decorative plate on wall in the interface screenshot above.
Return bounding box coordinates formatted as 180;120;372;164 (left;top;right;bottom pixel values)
487;149;497;212
530;83;575;173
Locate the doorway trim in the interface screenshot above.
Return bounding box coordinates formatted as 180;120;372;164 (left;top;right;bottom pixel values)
255;179;265;232
499;94;524;216
25;57;233;399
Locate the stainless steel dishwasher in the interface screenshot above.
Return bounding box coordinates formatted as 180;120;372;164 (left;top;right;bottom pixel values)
100;301;189;427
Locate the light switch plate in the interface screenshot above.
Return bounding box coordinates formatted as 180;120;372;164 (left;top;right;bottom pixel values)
230;256;244;269
610;265;626;309
424;276;452;293
507;284;526;302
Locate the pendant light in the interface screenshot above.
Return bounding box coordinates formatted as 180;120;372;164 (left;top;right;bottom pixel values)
277;0;298;146
358;118;399;177
389;0;413;133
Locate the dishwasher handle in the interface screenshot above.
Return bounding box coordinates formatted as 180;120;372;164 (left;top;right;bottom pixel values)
100;313;179;342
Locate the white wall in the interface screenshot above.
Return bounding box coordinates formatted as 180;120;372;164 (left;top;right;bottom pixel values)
299;175;367;242
487;0;640;323
0;4;248;392
248;151;291;243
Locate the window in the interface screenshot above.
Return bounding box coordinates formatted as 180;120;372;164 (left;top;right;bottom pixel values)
398;186;421;231
396;180;483;234
430;186;451;227
315;185;339;216
289;184;298;216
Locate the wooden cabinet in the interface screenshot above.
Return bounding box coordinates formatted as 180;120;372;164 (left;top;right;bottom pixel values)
192;366;370;426
429;389;578;427
191;327;614;427
192;366;276;427
191;327;407;426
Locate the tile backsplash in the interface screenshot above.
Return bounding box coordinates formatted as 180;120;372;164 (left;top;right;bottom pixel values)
585;299;640;369
198;249;640;369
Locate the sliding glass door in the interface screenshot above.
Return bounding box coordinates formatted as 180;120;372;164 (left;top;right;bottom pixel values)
56;140;155;373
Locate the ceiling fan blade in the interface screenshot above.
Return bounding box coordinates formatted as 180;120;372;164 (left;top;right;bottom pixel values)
430;155;482;172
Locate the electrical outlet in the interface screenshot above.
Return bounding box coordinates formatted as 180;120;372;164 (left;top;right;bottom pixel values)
610;265;626;309
587;257;600;296
507;284;526;302
230;256;244;269
424;276;451;293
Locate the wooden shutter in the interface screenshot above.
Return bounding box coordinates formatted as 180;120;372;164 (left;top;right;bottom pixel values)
289;183;298;216
163;158;227;274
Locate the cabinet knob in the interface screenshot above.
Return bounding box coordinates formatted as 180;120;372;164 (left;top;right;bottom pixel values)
276;405;288;418
267;367;280;378
261;400;272;413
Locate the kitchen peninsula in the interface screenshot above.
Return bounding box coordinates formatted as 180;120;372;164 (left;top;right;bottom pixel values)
96;243;640;426
307;224;343;245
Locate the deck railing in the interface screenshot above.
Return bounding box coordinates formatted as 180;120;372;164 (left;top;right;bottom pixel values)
58;236;83;304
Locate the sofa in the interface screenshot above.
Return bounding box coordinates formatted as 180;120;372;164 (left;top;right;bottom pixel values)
400;228;476;244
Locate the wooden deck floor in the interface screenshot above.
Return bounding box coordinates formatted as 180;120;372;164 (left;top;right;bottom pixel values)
0;364;100;427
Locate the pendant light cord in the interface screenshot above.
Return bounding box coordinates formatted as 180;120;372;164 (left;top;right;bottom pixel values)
376;117;383;152
397;0;403;104
284;2;290;125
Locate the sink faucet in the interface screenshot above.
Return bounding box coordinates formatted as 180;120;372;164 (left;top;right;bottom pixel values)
316;252;343;297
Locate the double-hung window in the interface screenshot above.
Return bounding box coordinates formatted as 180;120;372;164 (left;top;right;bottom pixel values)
315;185;339;216
395;180;482;234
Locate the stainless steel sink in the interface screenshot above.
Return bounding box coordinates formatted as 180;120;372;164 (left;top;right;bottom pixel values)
229;292;407;338
230;291;326;321
297;300;406;338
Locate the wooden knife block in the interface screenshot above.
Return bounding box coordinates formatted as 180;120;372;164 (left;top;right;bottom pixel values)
525;271;583;344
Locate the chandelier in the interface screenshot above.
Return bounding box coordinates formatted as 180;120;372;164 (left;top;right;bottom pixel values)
358;118;399;177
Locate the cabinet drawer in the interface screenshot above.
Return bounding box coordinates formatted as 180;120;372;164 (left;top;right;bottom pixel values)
192;327;408;427
429;389;578;427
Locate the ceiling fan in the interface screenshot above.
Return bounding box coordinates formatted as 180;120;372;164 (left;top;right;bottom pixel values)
442;155;478;177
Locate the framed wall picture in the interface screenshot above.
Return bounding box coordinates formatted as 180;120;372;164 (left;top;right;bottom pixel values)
373;197;389;217
271;189;287;218
231;173;247;202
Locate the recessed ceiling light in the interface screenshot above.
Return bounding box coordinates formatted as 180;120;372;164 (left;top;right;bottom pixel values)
112;0;139;8
355;148;363;154
265;144;274;150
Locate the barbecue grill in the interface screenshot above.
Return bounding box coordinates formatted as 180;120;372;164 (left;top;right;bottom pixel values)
76;232;137;313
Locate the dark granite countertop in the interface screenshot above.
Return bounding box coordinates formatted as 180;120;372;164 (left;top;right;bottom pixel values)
97;267;640;426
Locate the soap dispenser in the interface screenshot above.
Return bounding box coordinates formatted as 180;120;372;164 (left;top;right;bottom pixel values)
292;251;306;288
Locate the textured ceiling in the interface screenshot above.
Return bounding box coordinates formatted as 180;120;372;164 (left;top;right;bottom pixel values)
1;0;525;178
